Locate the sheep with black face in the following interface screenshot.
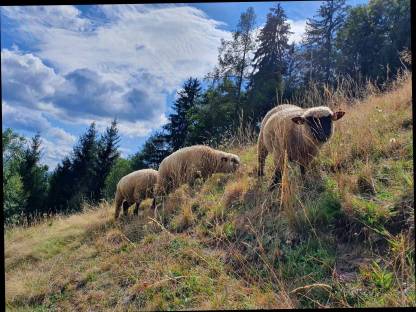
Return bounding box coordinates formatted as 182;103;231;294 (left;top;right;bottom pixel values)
257;104;345;189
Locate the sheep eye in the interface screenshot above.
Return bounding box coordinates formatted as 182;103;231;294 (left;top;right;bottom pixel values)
221;157;228;162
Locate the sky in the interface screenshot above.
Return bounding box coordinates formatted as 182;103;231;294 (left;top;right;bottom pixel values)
1;1;368;170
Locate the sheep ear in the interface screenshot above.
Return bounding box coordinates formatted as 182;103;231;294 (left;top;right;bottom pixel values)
332;111;345;121
292;116;305;125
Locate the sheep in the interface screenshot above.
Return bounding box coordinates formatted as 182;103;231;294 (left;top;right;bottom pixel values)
157;145;240;196
114;169;159;219
257;104;345;189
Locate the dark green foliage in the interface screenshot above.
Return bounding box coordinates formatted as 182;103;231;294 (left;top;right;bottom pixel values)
186;78;238;146
18;134;49;224
164;77;202;151
48;121;121;214
303;0;349;86
336;0;411;85
91;119;120;201
248;3;293;120
3;128;27;224
131;131;170;170
47;157;74;214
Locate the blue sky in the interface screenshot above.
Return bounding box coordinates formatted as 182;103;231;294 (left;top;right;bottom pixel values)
1;1;368;170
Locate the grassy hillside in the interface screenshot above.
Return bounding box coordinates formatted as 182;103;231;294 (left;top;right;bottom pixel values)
5;73;414;310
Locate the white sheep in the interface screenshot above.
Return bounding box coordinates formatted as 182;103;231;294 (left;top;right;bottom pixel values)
114;169;159;219
257;104;345;189
157;145;240;195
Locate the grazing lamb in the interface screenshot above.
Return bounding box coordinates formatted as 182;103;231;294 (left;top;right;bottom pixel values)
157;145;240;195
257;104;345;189
114;169;159;219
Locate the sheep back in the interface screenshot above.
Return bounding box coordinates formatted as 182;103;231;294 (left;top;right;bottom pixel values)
116;169;159;205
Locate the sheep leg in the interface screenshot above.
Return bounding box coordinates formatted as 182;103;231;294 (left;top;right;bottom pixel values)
269;168;282;191
257;138;268;177
122;201;130;217
114;190;124;220
133;200;141;215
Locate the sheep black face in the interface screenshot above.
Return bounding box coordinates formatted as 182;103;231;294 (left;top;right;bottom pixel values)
307;115;333;142
292;111;345;143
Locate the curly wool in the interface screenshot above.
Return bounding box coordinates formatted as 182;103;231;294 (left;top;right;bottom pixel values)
114;169;159;219
157;145;240;195
257;104;339;178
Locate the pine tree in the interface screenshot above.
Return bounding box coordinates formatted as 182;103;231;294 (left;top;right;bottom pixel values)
71;122;99;206
164;78;201;152
248;3;293;120
303;0;348;86
47;156;74;214
18;133;48;224
92;119;120;201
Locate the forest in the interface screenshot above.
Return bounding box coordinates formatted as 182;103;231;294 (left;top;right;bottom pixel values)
3;0;411;225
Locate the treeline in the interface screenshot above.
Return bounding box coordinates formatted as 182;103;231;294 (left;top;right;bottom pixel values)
3;122;120;225
3;0;410;225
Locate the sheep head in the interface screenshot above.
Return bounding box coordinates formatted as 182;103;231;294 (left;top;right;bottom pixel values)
291;106;345;143
218;152;240;173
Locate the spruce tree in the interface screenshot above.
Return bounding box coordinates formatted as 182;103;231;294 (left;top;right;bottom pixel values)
164;78;201;152
47;156;74;214
248;3;292;120
303;0;348;86
92;119;120;202
18;133;48;224
71;122;99;206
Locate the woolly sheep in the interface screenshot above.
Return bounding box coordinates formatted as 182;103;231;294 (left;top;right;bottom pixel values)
157;145;241;195
257;104;345;189
114;169;159;219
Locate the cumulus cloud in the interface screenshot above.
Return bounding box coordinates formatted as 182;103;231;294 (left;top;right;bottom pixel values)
1;5;230;137
2;102;76;169
1;49;64;107
288;19;307;44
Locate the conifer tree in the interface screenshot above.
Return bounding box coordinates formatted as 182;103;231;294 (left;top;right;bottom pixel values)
18;133;49;224
208;7;257;117
131;131;170;170
248;3;292;120
303;0;348;86
92;119;120;201
164;78;201;151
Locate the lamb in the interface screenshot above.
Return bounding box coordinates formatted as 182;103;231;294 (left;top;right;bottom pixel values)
114;169;159;219
157;145;240;195
257;104;345;189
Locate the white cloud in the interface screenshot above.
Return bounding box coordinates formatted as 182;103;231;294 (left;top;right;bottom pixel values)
2;101;76;169
1;4;231;139
1;49;64;107
288;19;307;44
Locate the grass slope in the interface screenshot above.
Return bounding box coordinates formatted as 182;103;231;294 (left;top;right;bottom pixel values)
5;73;414;310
